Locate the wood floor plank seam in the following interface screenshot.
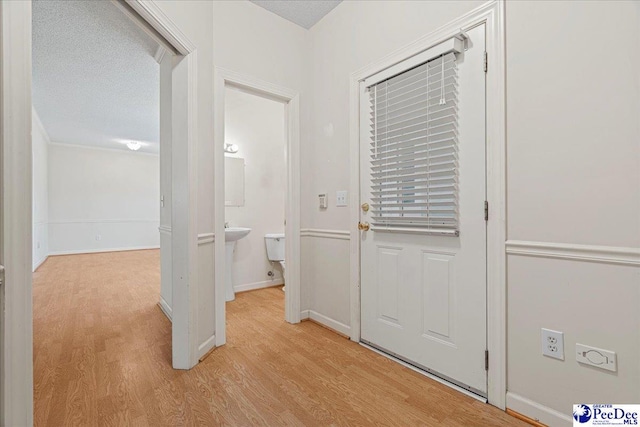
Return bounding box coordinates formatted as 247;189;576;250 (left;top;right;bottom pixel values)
33;250;526;426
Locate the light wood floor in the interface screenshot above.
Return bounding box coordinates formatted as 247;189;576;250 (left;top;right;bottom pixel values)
33;250;526;426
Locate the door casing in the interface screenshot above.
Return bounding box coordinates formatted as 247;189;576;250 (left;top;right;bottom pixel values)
213;67;302;346
348;0;507;409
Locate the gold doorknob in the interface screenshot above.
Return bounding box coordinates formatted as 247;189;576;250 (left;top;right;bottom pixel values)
361;203;370;212
358;222;370;231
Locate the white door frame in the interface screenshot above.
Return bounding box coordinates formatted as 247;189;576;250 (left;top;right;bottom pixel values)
213;67;301;346
348;1;507;409
0;2;34;424
0;1;200;424
125;0;199;372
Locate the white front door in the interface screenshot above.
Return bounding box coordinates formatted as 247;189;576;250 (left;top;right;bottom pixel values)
360;24;487;396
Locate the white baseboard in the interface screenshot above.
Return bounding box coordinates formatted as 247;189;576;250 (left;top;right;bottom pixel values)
234;279;284;293
506;392;572;426
32;255;48;272
307;310;351;337
49;245;160;256
198;334;216;360
300;309;310;320
158;296;172;321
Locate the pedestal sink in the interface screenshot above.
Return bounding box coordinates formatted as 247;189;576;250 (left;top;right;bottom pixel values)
225;227;251;301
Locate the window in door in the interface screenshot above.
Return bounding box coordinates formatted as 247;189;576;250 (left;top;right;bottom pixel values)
368;52;459;235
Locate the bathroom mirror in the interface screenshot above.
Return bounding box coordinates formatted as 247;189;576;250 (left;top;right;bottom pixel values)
225;156;245;207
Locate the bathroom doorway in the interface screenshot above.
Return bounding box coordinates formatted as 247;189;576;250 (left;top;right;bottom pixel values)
223;87;286;299
213;70;301;346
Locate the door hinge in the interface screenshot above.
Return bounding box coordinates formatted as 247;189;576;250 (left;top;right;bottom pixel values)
0;265;4;287
484;201;489;221
485;350;489;370
483;51;488;73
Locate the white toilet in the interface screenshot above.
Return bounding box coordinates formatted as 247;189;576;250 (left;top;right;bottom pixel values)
265;233;285;290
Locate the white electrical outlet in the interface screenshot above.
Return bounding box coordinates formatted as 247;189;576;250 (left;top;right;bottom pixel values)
336;190;348;207
576;343;617;372
541;328;564;360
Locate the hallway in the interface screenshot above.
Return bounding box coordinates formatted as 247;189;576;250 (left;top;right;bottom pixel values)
33;250;524;426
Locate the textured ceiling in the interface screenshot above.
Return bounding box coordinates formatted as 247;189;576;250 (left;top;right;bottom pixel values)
32;0;160;154
250;0;342;29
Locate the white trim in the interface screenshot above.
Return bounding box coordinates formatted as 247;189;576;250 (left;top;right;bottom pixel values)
348;55;361;346
33;255;48;272
124;0;195;55
300;228;350;240
158;225;172;234
483;0;507;410
364;36;464;87
197;334;216;360
234;279;284;293
153;45;166;64
285;94;302;326
213;67;301;348
169;49;199;370
48;141;160;157
0;1;33;424
158;295;172;320
49;219;158;224
506;240;640;267
213;69;226;347
49;246;159;256
506;392;572;426
308;310;351;337
348;0;507;410
197;232;215;245
31;107;50;142
216;68;297;102
300;309;310;320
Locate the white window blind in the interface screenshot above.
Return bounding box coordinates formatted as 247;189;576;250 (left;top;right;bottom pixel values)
369;52;459;235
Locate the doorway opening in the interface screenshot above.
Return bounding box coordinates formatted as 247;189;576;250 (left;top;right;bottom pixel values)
223;87;287;305
222;85;289;345
213;70;301;346
0;0;199;422
30;3;171;422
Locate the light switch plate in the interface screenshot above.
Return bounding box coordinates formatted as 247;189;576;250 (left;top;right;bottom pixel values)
576;343;617;372
318;193;328;209
336;190;348;207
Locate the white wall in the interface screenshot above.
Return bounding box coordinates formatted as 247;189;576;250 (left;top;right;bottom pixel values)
224;88;286;291
32;109;49;270
504;1;640;424
48;143;159;254
302;0;640;425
